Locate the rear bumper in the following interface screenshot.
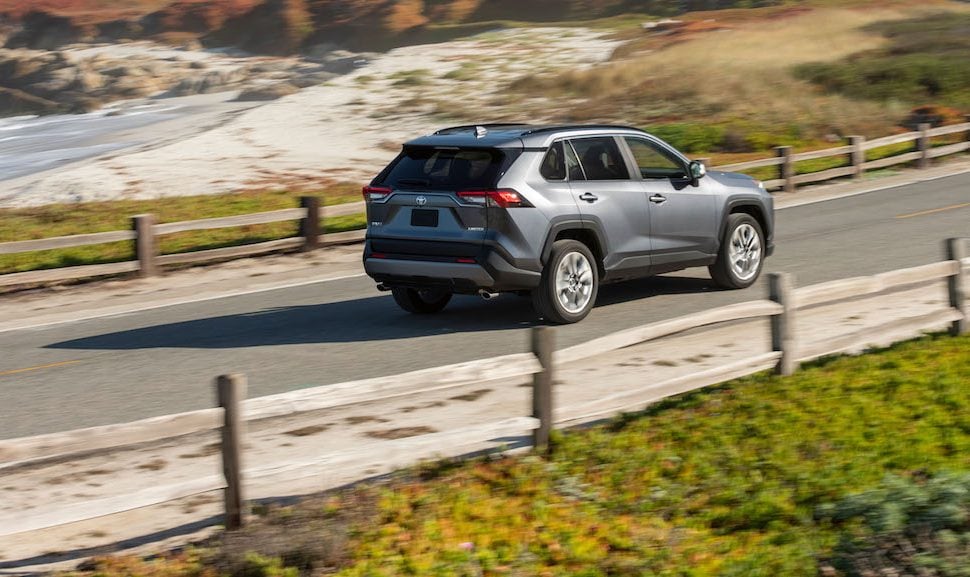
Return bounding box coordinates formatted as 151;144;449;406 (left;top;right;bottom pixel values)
363;240;540;293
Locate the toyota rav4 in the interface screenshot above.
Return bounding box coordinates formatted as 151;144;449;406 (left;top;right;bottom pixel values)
363;124;774;324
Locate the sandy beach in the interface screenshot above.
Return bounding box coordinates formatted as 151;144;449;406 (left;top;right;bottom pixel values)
0;28;620;208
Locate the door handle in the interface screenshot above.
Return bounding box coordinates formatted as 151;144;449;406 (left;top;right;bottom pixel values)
649;194;667;204
579;192;598;203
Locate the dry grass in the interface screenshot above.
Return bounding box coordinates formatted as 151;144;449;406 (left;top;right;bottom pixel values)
0;183;364;275
511;3;970;146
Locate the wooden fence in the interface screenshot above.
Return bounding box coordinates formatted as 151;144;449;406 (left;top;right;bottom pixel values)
0;198;366;288
698;120;970;192
0;121;968;288
0;237;965;537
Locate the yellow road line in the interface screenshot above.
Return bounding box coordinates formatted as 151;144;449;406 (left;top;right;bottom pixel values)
0;359;81;377
895;202;970;220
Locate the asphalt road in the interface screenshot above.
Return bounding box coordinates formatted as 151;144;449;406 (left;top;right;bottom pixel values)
1;174;968;438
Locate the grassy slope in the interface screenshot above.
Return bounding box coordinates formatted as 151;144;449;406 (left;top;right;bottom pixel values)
0;185;363;274
795;12;970;110
67;334;970;577
506;2;970;155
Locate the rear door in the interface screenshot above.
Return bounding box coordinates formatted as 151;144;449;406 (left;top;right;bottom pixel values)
567;136;651;271
366;146;506;255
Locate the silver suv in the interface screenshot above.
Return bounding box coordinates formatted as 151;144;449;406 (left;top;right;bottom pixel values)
363;124;774;324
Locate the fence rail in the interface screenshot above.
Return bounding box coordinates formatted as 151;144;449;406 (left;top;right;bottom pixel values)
701;120;970;189
1;121;968;288
1;237;966;538
0;197;368;288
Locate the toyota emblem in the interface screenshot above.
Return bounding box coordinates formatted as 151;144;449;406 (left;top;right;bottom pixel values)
415;196;428;206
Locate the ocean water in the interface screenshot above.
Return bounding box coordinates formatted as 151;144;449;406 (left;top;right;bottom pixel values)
0;101;182;182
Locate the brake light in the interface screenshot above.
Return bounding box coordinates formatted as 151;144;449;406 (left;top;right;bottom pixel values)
456;257;476;264
362;185;392;202
370;253;387;259
457;188;532;208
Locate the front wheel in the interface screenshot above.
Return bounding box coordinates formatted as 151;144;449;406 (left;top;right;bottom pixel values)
532;239;599;324
709;213;765;289
391;287;452;314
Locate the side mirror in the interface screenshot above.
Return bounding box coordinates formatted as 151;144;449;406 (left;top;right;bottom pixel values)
689;160;707;182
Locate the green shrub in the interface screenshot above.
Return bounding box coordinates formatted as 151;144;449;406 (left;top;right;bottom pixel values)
649;123;726;153
818;472;970;577
795;13;970;109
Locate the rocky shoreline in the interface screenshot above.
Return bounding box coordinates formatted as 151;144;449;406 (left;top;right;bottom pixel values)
0;40;373;117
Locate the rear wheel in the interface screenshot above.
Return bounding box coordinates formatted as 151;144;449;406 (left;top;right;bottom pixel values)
533;239;598;324
709;213;765;289
391;287;452;314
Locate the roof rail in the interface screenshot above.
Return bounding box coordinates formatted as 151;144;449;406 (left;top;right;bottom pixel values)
519;124;646;136
432;123;532;135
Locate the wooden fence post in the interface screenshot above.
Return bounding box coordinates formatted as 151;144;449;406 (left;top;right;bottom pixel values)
946;238;967;336
775;146;794;193
917;122;931;169
300;196;321;252
531;326;554;454
965;115;970;149
768;272;797;375
217;373;247;530
848;135;865;179
132;214;157;278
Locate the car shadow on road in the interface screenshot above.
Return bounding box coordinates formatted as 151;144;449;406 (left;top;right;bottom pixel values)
0;515;222;573
47;275;718;350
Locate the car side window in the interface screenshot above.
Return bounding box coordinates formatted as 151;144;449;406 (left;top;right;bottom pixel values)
623;137;686;179
570;137;630;181
564;140;585;180
540;141;566;180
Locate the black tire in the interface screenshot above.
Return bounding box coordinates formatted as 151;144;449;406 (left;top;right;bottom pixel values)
709;213;765;289
391;287;452;314
532;239;599;324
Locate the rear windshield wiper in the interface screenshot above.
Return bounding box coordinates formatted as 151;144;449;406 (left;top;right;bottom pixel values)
396;178;431;188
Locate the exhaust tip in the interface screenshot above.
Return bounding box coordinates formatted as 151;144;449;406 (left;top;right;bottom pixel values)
478;290;500;300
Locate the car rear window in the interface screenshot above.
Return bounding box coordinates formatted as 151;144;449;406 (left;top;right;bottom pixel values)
379;146;509;190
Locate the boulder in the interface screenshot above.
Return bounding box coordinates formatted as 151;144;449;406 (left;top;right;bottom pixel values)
205;0;313;56
28;66;77;95
109;75;164;98
234;81;299;101
0;86;59;115
6;11;94;50
74;69;107;92
0;50;47;84
66;95;103;113
96;19;144;42
290;71;336;87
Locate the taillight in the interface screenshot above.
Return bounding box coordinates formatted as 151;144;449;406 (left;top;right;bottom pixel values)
457;188;532;208
363;185;392;202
